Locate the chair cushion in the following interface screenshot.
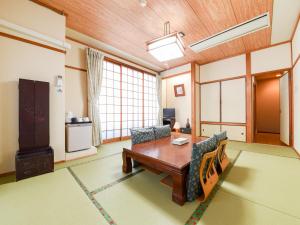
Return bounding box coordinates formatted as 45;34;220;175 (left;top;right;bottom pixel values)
153;125;171;139
130;128;155;145
186;136;217;202
214;131;227;145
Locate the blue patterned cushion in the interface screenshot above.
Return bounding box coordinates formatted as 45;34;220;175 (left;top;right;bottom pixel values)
153;125;171;139
130;128;155;145
130;128;155;168
186;136;217;202
214;131;227;145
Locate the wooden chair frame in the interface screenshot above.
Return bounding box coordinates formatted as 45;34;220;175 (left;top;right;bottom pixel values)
198;149;219;202
217;139;230;173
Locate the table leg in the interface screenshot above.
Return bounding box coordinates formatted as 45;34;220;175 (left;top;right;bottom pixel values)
172;172;187;205
122;151;132;173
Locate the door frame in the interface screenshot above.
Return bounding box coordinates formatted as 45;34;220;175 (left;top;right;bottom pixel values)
251;68;293;146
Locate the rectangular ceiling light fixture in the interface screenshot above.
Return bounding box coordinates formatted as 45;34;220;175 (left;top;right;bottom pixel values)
189;12;270;53
147;32;184;62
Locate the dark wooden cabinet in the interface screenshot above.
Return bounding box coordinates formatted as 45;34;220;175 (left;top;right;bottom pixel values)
16;79;53;181
34;81;50;148
19;79;35;150
15;147;54;181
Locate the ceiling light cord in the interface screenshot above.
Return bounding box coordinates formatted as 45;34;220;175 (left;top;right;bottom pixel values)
164;21;170;36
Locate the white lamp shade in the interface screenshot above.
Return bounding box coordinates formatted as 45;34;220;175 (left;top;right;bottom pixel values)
147;33;184;62
173;122;180;129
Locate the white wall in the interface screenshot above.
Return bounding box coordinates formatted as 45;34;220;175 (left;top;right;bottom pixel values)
161;73;191;128
66;39;87;69
292;20;300;64
65;68;88;117
200;54;246;83
0;0;65;41
292;19;300;153
293;61;300;153
271;0;300;44
66;28;160;74
0;0;66;173
251;43;292;74
160;63;191;77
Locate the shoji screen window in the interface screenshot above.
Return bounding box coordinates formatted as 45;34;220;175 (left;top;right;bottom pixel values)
122;67;143;137
100;61;121;140
144;73;159;127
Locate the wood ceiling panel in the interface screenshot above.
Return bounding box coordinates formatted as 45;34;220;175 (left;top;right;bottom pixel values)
186;0;245;57
230;0;273;51
35;0;273;71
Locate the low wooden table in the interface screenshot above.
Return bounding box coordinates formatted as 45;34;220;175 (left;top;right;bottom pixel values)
122;133;205;205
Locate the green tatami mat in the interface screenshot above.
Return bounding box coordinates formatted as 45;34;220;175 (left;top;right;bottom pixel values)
227;141;298;158
70;153;137;192
55;140;131;170
221;151;300;219
94;170;199;225
199;189;300;225
0;169;107;225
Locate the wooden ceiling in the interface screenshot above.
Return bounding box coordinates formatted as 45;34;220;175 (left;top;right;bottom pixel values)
36;0;273;71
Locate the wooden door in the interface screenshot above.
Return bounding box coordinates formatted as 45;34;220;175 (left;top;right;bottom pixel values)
280;73;290;145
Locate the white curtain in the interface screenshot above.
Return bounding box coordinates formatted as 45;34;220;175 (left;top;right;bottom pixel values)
156;74;163;126
86;48;104;146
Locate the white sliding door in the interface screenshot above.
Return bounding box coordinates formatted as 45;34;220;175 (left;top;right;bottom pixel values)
201;82;220;122
222;125;246;142
221;78;246;123
280;73;290;145
201;124;221;137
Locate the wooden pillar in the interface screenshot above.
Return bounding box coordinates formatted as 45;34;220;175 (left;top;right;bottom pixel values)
246;53;252;143
191;62;196;137
289;69;294;147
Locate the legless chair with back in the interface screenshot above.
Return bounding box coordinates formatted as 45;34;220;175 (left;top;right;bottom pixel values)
198;149;219;202
216;139;230;173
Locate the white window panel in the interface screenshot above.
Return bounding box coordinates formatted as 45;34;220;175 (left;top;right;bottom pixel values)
107;96;113;104
107;79;113;88
107;70;113;78
114;64;120;73
100;114;106;122
114;98;121;105
114;121;120;129
114;129;121;138
107;131;113;139
107;88;113;96
122;129;128;136
107;114;114;122
107;122;114;130
100;61;158;141
101;123;106;131
114;114;120;122
107;62;113;71
107;105;114;114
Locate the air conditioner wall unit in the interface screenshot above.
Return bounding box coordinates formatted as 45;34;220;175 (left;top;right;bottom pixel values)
189;12;270;53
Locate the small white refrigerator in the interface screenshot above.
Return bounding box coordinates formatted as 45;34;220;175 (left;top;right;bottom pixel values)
66;123;92;152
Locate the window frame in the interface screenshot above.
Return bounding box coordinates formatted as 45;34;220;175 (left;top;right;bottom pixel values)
101;57;158;143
